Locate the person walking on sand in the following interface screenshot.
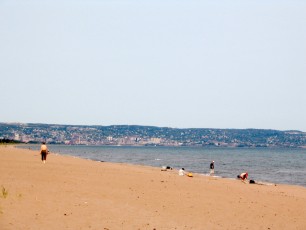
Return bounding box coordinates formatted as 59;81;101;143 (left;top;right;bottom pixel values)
40;142;49;164
210;161;215;175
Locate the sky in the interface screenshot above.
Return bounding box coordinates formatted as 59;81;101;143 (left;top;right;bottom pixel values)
1;0;306;131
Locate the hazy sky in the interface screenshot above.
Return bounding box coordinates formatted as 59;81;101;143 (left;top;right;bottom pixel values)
1;0;305;131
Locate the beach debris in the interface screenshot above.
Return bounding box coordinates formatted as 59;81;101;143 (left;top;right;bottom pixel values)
1;186;8;198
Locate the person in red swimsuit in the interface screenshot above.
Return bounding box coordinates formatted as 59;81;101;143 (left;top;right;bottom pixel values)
237;172;248;181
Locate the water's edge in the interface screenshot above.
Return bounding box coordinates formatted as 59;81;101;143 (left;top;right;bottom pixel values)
18;145;306;187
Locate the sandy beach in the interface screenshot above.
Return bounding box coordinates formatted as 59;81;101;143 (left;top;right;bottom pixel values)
0;146;306;230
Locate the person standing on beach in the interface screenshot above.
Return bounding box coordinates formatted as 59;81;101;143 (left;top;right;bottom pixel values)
40;142;49;164
210;161;215;175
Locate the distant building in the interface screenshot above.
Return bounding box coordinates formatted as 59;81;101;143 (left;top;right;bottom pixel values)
150;138;161;144
14;133;20;141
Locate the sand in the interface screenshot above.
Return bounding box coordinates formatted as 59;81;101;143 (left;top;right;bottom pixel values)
0;146;306;230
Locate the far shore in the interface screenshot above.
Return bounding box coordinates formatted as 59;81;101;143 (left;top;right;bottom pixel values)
1;146;306;230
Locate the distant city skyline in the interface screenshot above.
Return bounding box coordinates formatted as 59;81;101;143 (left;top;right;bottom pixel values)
1;122;305;148
1;0;306;131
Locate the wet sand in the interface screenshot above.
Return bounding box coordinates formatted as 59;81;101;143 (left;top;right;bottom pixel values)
0;146;306;230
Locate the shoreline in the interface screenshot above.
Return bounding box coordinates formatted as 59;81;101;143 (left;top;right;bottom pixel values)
17;144;306;188
1;146;306;229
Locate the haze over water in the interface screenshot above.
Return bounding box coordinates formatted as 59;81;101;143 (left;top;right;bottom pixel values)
22;145;306;187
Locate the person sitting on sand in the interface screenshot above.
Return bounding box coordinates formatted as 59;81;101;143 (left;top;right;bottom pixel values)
40;142;49;164
179;168;186;176
161;166;173;171
237;172;248;181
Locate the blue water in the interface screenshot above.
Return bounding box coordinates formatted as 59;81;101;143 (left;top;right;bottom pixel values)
21;145;306;187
